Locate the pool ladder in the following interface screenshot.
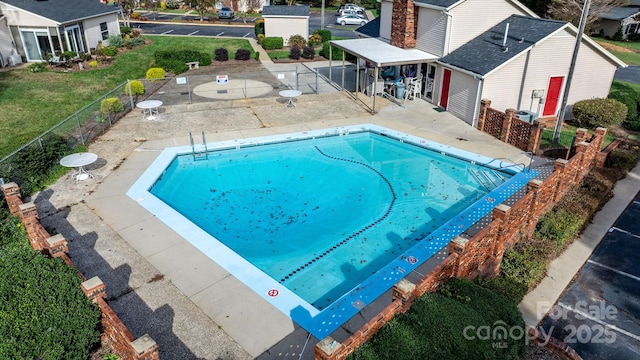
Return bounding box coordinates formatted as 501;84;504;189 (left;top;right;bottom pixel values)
189;131;208;160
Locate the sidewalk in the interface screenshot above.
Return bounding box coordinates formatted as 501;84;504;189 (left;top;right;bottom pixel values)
519;164;640;328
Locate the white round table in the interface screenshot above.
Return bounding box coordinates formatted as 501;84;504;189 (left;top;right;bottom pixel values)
136;100;163;120
279;90;302;108
60;152;98;181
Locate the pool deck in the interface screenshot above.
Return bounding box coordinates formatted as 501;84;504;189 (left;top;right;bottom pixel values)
35;76;534;359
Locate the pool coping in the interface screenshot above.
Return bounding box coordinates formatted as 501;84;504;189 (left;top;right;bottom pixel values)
124;123;537;340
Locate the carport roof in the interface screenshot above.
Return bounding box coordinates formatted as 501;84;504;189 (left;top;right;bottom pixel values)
329;38;438;67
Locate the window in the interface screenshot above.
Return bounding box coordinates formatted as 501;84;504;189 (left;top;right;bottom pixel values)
100;22;109;40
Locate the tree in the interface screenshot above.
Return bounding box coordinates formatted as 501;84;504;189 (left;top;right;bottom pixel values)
188;0;217;22
547;0;627;33
116;0;137;27
520;0;553;17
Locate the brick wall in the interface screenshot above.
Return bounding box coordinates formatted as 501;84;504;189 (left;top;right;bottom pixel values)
314;128;605;360
1;183;159;360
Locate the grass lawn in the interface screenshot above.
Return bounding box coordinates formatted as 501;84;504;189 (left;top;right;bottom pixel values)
595;38;640;66
0;36;252;158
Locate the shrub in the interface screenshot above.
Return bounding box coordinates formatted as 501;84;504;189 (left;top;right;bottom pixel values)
302;46;315;59
609;91;639;128
156;59;189;74
254;51;260;60
120;26;132;35
262;37;284;50
108;34;124;48
613;27;623;41
100;97;124;116
607;145;639;171
235;48;251;60
130;12;141;20
257;34;265;45
0;236;101;359
102;46;118;56
628;32;640;41
309;33;323;47
146;67;166;80
288;34;306;48
534;209;581;250
124;37;147;48
320;41;355;61
254;18;265;36
214;48;229;61
62;51;77;60
500;242;549;289
154;49;212;67
80;52;92;61
474;275;528;305
313;29;332;43
125;80;145;96
572;98;626;129
289;46;301;60
89;60;98;68
27;62;47;73
348;278;526;360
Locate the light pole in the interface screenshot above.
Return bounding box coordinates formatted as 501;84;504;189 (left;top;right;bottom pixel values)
553;0;591;143
321;0;325;29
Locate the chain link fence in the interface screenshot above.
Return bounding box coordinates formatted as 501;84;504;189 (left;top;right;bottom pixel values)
0;64;341;194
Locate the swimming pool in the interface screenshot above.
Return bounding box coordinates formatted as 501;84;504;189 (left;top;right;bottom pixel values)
127;124;537;339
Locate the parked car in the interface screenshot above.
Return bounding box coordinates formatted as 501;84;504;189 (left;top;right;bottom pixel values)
218;7;234;19
339;9;366;19
337;3;364;15
336;14;368;26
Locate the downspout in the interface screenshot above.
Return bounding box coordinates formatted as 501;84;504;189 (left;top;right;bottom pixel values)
471;76;483;128
443;10;453;55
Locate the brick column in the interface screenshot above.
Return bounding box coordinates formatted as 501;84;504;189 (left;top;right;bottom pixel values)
1;182;22;216
526;179;545;235
131;334;159;360
573;142;590;183
502;109;516;143
552;159;569;202
594;127;607;150
527;120;544;154
448;236;468;277
574;128;588;144
477;99;491;132
390;0;416;49
81;276;107;302
45;234;68;258
491;204;511;259
392;279;416;312
19;202;44;251
315;337;342;360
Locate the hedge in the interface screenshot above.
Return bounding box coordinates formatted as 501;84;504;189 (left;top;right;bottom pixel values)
262;37;284;50
572;97;626;129
0;209;101;359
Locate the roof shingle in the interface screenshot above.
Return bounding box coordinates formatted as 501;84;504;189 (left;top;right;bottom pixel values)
1;0;118;24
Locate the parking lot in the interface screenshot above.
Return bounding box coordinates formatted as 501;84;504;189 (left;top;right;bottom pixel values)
539;192;640;359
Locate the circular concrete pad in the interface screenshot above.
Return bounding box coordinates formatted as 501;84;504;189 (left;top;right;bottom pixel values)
192;79;273;100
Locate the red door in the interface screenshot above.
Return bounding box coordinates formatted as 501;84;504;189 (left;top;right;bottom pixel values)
440;69;451;109
543;76;564;116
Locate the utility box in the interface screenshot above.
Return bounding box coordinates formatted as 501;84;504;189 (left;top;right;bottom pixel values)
515;110;538;123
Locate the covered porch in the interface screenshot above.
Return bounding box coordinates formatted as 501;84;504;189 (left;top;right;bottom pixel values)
328;38;439;113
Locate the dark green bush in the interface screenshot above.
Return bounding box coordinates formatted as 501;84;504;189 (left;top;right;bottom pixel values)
313;29;332;43
500;238;553;289
262;37;284;50
628;32;640;41
0;135;71;195
534;209;581;250
254;18;265;36
609;91;639;129
120;26;132;35
214;48;229;61
234;48;251;60
103;46;118;56
124;37;146;48
154;49;212;67
572;98;626;129
0;238;101;359
348;278;526;360
320;41;355;61
613;27;624;41
474;275;528;305
302;46;315;59
289;46;301;60
156;58;189;74
607;144;639;171
254;51;260;61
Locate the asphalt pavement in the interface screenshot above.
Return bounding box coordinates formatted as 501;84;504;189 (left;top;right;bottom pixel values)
614;65;640;83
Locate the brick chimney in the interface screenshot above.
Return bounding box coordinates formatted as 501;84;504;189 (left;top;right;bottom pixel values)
390;0;417;49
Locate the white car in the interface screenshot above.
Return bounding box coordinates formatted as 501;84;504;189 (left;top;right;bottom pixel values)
339;9;366;19
337;3;364;15
336;14;368;26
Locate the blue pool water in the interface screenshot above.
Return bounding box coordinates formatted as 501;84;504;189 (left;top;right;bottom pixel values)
129;125;537;338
